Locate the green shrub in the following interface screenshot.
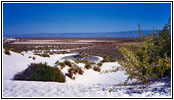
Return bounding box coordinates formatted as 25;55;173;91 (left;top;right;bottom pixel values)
64;60;72;67
3;45;21;54
97;62;103;67
40;53;50;57
49;52;54;55
34;53;50;57
93;66;101;72
74;59;94;65
13;63;66;82
90;62;96;65
79;60;89;65
81;53;89;57
85;64;92;69
68;64;84;77
59;62;66;69
102;56;110;62
11;48;21;53
74;60;80;64
4;48;11;55
119;22;171;83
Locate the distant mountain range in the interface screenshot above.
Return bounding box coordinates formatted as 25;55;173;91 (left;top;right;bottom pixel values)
4;30;153;38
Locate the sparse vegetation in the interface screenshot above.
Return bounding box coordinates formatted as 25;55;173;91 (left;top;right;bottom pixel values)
85;63;92;69
3;45;21;54
64;60;72;67
68;64;84;79
74;60;80;64
102;56;110;62
79;60;89;65
3;38;137;61
90;62;96;65
4;45;22;55
4;48;11;55
93;65;101;72
34;53;50;57
97;62;103;67
59;62;66;69
81;53;89;57
13;63;66;82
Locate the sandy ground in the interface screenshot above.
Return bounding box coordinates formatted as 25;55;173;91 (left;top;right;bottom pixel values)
2;50;171;98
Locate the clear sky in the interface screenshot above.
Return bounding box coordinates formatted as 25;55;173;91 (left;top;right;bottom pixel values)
3;3;171;34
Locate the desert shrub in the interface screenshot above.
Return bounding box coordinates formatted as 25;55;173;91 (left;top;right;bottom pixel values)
55;60;59;65
102;56;110;62
4;45;21;53
74;60;80;64
68;64;84;77
3;45;22;55
74;59;94;65
64;60;72;67
79;60;89;65
40;53;50;57
81;53;89;57
13;63;66;82
85;63;92;69
49;52;54;55
119;22;171;83
11;48;21;53
34;53;50;57
97;62;103;67
4;48;11;55
59;62;66;69
93;66;101;72
90;62;96;65
32;56;36;60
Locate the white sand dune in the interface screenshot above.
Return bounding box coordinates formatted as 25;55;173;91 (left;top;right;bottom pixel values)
2;50;171;97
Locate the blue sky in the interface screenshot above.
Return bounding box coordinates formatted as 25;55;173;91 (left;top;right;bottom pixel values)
3;3;171;34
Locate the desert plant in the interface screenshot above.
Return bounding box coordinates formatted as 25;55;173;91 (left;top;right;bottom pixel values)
40;53;50;57
118;22;171;83
102;56;110;62
49;52;54;55
10;48;21;53
4;48;11;55
34;53;50;57
90;62;96;65
85;63;92;69
59;62;66;69
3;45;21;53
74;60;80;64
68;64;84;79
13;63;66;82
93;66;101;72
97;62;103;67
32;56;36;60
64;60;72;67
55;60;59;65
79;60;89;65
81;53;89;57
